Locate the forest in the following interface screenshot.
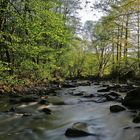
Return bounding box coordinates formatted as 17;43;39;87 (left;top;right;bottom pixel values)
0;0;140;140
1;0;140;90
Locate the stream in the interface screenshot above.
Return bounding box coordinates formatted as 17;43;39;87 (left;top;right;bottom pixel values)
0;82;140;140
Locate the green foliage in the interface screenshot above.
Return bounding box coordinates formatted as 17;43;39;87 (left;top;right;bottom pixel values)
2;0;140;87
0;0;73;85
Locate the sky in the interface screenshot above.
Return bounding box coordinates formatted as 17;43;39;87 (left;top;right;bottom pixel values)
79;0;103;24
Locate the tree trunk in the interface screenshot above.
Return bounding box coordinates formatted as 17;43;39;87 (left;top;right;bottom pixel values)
137;10;140;69
124;14;129;65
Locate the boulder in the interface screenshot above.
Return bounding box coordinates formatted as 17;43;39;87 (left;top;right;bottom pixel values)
83;94;95;98
94;97;107;103
93;82;100;86
20;96;38;103
77;81;91;86
22;113;32;117
9;98;21;104
41;108;51;114
9;107;16;112
109;84;121;90
9;94;22;98
119;85;135;93
105;95;116;101
65;128;91;137
102;84;109;87
133;112;140;123
133;116;140;123
122;87;140;109
62;81;77;88
47;97;65;105
47;89;56;94
65;122;95;137
110;105;126;113
39;99;49;105
105;92;121;101
108;92;121;97
97;87;110;92
73;92;84;96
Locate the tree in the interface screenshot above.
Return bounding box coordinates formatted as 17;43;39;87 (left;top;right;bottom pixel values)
0;0;72;85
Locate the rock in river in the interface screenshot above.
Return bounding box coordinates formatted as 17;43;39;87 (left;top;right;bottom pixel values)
41;108;51;114
9;98;21;104
107;92;121;98
110;105;126;113
133;112;140;123
39;99;49;105
105;92;122;102
97;87;110;92
20;96;38;103
65;122;96;137
133;116;140;123
122;87;140;109
62;82;77;88
22;113;32;117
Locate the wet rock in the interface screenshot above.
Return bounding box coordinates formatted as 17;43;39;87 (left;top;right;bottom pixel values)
110;84;121;90
110;105;126;113
97;87;110;92
83;94;95;98
47;89;56;94
62;81;77;88
93;82;100;85
22;113;32;117
39;99;49;105
20;96;38;103
62;80;92;88
134;126;140;129
102;84;109;87
9;94;22;98
105;95;116;101
9;107;16;112
133;112;140;123
48;93;57;96
119;85;135;93
47;97;65;105
116;97;123;103
122;87;140;109
108;92;121;97
105;92;121;101
100;84;123;92
128;110;137;114
53;101;65;105
77;81;91;86
119;88;128;93
41;108;51;114
73;92;84;96
73;91;86;96
67;92;74;95
124;126;132;130
65;122;95;137
63;84;77;88
41;95;48;99
65;128;92;137
9;98;21;104
133;116;140;123
94;97;107;103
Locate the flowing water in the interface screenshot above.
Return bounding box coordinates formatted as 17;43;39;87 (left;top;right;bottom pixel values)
0;84;140;140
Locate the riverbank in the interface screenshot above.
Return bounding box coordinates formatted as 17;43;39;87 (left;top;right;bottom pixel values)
1;75;140;95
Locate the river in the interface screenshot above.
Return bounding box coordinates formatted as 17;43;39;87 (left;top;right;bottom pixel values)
0;83;139;140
